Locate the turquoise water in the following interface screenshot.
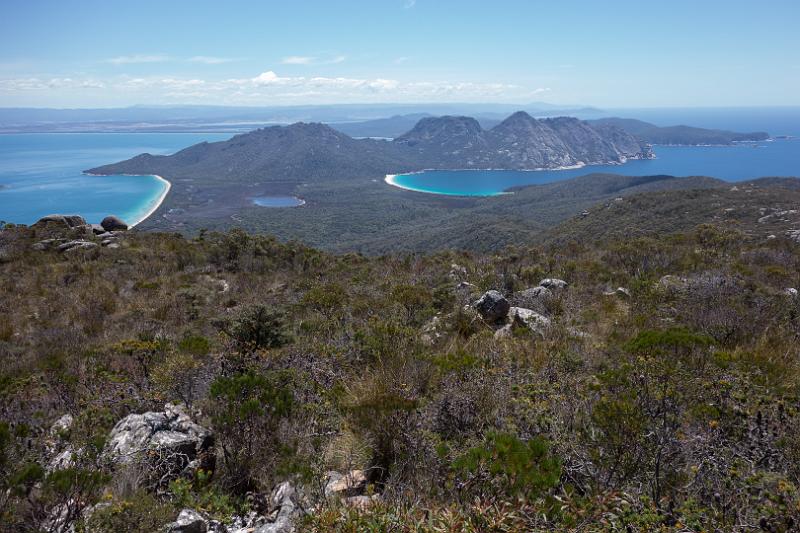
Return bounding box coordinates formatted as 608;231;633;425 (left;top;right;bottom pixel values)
390;139;800;196
2;132;799;224
0;133;228;225
253;196;305;207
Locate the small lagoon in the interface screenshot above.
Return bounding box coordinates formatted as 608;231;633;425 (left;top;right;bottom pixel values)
252;196;306;207
388;139;800;196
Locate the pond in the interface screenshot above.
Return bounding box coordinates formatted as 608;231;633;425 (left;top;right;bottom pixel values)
252;196;306;207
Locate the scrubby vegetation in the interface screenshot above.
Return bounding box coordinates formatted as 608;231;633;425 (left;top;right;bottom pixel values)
1;218;799;531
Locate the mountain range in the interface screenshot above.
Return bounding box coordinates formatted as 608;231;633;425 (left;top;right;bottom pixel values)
90;111;652;182
332;114;771;145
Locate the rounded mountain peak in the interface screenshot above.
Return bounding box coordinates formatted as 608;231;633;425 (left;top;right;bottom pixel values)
395;115;483;144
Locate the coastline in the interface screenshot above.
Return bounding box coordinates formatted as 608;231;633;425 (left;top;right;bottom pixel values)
83;172;171;227
132;174;171;227
383;164;592;197
382;153;663;197
384;173;510;197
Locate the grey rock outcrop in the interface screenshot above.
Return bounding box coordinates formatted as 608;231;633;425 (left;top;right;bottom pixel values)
513;286;553;313
343;494;381;509
473;290;510;322
421;315;443;346
494;306;551;339
57;240;98;253
604;287;631;298
33;214;87;229
508;307;551;335
657;275;688;291
255;481;301;533
169;509;209;533
325;470;368;498
46;414;78;473
103;403;212;477
539;278;568;290
101;215;128;231
51;414;74;435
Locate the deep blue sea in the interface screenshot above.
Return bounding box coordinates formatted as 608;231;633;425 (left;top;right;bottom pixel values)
0;133;228;226
390;139;800;196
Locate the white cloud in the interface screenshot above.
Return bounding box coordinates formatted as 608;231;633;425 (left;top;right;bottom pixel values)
281;55;347;66
281;56;314;65
106;54;170;65
0;77;105;90
403;0;416;8
188;56;241;64
394;56;409;64
252;71;286;85
0;71;550;105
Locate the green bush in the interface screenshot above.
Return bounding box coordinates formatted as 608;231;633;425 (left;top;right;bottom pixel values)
208;370;296;491
222;304;292;352
452;432;561;501
77;492;174;533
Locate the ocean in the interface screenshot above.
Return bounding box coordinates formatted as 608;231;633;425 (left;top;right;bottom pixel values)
1;109;799;222
0;133;228;226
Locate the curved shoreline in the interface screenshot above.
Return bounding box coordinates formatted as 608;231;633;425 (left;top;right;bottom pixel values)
84;172;171;227
383;156;662;197
132;174;171;227
385;173;511;197
384;164;592;197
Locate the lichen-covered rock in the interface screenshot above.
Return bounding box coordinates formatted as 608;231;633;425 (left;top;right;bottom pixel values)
255;481;301;533
513;286;553;313
325;470;367;498
657;275;688;291
508;307;551;335
473;290;510;322
420;315;443;346
539;278;568;290
344;494;381;509
57;240;98;252
604;287;631;298
103;403;213;477
33;214;87;228
101;215;129;231
168;509;209;533
46;414;78;473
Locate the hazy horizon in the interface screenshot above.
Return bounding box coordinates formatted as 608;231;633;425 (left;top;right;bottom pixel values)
1;0;798;109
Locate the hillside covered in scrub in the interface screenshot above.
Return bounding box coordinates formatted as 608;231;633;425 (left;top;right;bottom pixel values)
1;202;800;532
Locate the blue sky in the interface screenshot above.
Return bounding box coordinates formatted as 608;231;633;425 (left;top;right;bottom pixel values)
0;0;798;108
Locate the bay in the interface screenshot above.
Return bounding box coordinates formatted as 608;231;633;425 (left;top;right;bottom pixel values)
0;133;228;225
388;139;800;196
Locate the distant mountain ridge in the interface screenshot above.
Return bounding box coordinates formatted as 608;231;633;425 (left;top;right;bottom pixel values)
589;117;769;145
90;111;651;184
